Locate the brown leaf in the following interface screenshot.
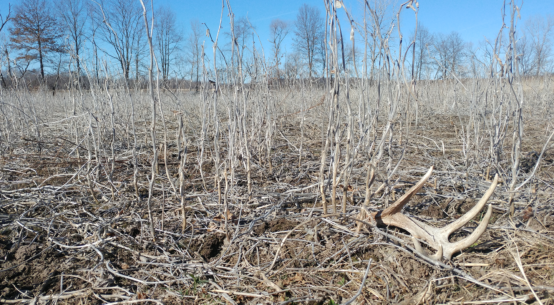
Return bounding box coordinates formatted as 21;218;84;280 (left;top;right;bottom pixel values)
523;206;533;221
137;292;147;299
207;222;218;232
214;210;236;222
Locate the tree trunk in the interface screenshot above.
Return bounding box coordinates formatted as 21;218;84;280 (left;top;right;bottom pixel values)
38;38;45;79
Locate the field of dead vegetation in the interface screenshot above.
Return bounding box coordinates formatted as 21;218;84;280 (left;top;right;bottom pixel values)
1;77;554;304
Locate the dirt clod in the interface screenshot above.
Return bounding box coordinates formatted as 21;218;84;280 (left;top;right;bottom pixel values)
267;218;298;232
14;244;39;261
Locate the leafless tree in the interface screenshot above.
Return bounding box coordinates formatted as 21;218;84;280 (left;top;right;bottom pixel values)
57;0;87;76
465;42;485;78
226;16;255;79
187;19;202;91
269;18;289;79
516;35;535;75
155;6;182;81
9;0;63;79
364;0;395;80
526;14;554;76
432;31;465;79
231;16;254;51
411;23;433;80
284;52;302;82
90;0;143;81
343;42;361;76
293;3;324;78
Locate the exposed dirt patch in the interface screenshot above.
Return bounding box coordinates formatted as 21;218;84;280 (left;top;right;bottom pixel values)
421;203;446;218
520;151;539;173
253;221;268;235
189;233;226;261
0;244;68;300
267;218;298;232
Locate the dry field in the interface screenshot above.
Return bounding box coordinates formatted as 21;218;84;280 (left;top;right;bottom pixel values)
0;75;554;305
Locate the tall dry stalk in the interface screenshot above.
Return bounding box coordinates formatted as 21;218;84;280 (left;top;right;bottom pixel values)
139;0;156;240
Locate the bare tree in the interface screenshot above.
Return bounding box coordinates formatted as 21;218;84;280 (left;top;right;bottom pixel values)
284;52;302;82
293;3;324;78
187;19;202;91
517;35;535;75
155;6;182;81
526;14;554;76
231;16;254;51
433;31;465;79
343;42;361;76
57;0;87;76
9;0;63;79
269;18;289;79
364;0;395;80
226;16;255;79
465;42;485;78
91;0;143;81
412;23;433;80
134;28;146;81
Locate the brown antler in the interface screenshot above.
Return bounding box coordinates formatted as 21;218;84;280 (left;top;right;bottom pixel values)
365;167;498;261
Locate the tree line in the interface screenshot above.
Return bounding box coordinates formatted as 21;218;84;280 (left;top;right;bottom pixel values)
0;0;552;90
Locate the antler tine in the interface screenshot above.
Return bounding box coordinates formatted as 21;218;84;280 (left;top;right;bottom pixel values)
442;174;498;236
445;204;493;260
381;167;433;217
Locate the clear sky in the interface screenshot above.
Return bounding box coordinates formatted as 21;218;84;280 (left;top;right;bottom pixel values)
0;0;552;68
152;0;553;51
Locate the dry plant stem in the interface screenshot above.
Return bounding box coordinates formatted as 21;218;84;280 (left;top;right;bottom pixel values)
266;121;274;175
198;52;209;191
161;182;165;233
86;131;100;206
356;163;375;235
510;242;544;305
319;94;332;214
140;0;157;241
507;0;524;218
342;258;373;305
212;52;222;205
103;74;116;200
298;89;306;168
223;166;230;242
342;76;353;215
331;136;340;214
159;93;176;194
514;127;554;191
178;115;187;233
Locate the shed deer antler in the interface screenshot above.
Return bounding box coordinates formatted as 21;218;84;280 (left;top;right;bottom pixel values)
361;167;498;261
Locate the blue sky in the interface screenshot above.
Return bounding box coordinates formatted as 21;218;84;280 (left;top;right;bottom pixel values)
0;0;552;70
153;0;552;51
